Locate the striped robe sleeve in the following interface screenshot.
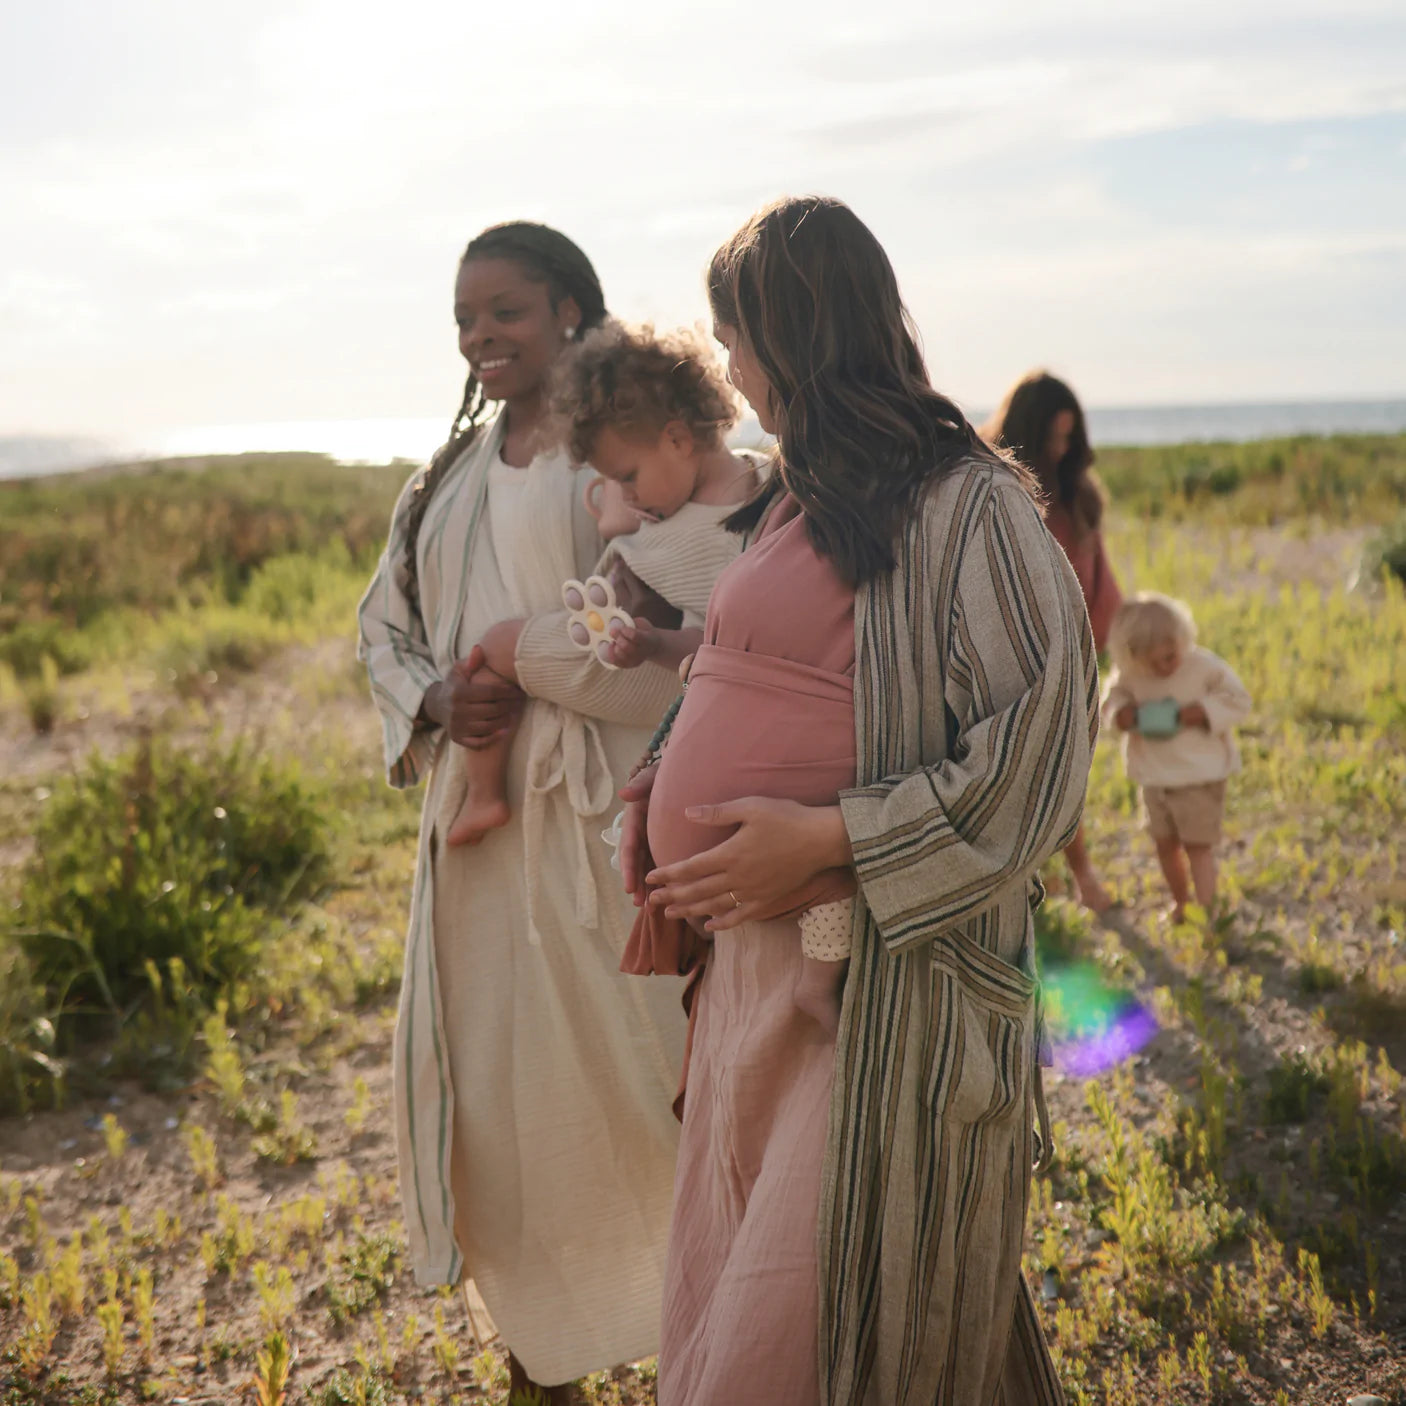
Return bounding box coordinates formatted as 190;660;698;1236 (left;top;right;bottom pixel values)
356;473;444;790
839;477;1097;955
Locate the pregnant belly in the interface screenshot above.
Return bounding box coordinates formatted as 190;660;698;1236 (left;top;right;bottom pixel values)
648;647;855;873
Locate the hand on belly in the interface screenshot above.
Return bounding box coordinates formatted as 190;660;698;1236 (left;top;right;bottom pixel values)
646;796;854;932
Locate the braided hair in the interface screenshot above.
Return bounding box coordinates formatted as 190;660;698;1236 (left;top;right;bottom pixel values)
401;222;608;608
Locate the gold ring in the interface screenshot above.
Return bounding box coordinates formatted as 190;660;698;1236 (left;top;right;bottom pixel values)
730;890;742;908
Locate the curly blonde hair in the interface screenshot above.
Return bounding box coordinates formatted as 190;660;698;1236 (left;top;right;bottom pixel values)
1109;592;1198;674
550;321;739;464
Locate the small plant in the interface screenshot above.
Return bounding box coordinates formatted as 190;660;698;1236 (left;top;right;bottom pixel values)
252;1089;318;1165
315;1369;392;1406
325;1230;399;1324
344;1076;373;1135
22;655;62;734
49;1231;86;1317
1265;1051;1329;1124
202;1003;247;1116
101;1111;129;1160
252;1330;293;1406
132;1265;156;1359
183;1121;223;1191
253;1261;299;1333
97;1294;125;1376
1296;1247;1334;1338
432;1302;460;1379
0;1249;21;1309
17;1272;58;1377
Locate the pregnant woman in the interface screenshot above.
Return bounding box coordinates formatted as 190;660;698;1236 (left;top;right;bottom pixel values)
358;222;687;1402
623;198;1097;1405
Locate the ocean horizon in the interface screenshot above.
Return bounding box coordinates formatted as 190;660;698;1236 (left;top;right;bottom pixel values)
3;397;1406;482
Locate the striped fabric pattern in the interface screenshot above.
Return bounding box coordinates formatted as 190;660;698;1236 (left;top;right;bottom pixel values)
821;462;1097;1405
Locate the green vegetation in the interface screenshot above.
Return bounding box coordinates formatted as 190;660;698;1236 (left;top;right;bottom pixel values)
1096;430;1406;525
11;737;328;1039
1;437;1404;1403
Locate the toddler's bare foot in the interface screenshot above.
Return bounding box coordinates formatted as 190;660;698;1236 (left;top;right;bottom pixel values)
445;795;511;847
1164;902;1187;927
794;959;846;1037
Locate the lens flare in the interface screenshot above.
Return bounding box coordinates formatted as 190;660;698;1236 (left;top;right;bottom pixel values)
1042;961;1157;1077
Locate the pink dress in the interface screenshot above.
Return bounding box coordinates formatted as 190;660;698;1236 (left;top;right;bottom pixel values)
648;495;856;1405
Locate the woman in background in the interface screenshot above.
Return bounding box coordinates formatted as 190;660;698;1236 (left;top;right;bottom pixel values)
985;370;1121;914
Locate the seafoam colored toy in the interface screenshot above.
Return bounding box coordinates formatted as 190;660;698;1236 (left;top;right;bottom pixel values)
1136;698;1181;738
562;574;634;669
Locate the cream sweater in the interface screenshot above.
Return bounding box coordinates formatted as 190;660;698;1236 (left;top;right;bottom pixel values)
1102;645;1251;787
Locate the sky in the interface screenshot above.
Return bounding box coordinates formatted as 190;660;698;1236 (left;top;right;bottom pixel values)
2;0;1404;439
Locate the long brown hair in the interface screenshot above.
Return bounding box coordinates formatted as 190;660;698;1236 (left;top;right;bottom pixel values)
707;196;1025;584
400;222;608;608
983;370;1106;536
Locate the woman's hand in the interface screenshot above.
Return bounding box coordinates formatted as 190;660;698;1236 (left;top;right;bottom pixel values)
646;798;853;932
618;761;658;906
423;645;524;749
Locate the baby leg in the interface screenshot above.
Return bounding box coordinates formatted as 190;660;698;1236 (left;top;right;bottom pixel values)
795;900;852;1035
444;670;518;847
794;957;848;1037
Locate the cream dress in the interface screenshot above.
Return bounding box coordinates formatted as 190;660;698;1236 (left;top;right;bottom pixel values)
358;414;693;1383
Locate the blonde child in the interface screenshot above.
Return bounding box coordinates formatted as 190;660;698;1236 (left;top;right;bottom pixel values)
1103;592;1251;922
445;322;755;846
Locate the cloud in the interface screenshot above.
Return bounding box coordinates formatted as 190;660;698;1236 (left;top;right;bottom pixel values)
1;0;1404;433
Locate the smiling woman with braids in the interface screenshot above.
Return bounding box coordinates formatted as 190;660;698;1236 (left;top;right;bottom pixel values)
357;223;688;1403
619;198;1097;1404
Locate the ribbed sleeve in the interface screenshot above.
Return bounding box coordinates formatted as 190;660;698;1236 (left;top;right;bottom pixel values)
515;610;682;729
608;502;740;626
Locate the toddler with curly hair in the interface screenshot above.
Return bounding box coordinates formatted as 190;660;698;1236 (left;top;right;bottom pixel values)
446;322;758;846
1103;592;1252;923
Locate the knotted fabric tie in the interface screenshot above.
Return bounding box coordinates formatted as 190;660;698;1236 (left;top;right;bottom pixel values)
520;701;616;945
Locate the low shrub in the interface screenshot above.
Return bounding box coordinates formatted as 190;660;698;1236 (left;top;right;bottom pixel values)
148;609;288;694
7;734;330;1035
1361;514;1406;587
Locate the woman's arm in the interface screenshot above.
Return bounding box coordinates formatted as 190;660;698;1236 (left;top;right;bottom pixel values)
356;485;446;789
1085;528;1123;653
840;479;1099;955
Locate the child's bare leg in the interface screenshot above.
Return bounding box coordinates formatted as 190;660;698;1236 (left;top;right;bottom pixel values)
1063;823;1113;913
445;669;517;847
794;957;847;1037
1185;844;1218;914
1154;836;1192;923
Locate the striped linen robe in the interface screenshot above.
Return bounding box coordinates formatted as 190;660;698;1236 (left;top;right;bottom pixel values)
821;460;1097;1405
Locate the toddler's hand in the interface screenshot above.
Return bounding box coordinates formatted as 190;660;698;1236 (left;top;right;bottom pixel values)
1114;704;1138;731
1179;702;1210;730
602;618;660;670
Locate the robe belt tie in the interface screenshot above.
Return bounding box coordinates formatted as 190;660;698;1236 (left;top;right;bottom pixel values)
521;702;616;946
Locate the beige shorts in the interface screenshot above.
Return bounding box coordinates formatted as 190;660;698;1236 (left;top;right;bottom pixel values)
1142;780;1226;847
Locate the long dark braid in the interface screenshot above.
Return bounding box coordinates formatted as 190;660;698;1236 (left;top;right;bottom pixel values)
401;221;608;609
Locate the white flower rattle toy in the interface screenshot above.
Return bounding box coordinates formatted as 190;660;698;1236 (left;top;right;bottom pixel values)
562;575;634;669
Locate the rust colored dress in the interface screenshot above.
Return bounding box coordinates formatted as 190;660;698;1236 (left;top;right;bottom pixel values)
1045;502;1121;652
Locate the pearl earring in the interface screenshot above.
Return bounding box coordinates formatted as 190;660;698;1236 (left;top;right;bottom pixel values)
564;325;577;341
